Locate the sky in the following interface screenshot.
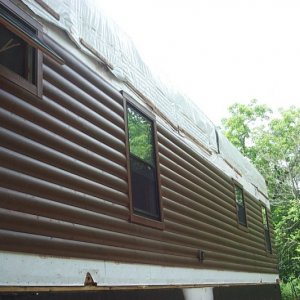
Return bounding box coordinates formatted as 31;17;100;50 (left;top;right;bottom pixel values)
96;0;300;125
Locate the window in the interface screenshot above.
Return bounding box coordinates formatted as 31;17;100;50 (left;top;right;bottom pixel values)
0;0;62;95
262;206;272;253
215;129;220;154
123;92;163;229
234;184;247;226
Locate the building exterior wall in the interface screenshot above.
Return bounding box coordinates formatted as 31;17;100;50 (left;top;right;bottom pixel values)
0;33;277;284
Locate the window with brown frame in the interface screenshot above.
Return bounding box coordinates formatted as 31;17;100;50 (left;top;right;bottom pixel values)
0;0;63;96
234;184;247;226
124;93;163;229
262;206;272;253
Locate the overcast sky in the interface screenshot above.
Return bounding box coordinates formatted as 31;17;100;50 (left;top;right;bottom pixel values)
97;0;300;125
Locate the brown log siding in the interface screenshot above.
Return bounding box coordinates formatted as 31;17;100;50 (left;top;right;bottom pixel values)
0;35;277;274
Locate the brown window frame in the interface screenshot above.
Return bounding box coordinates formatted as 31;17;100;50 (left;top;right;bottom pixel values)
122;91;164;230
0;0;63;96
232;180;248;229
261;205;272;254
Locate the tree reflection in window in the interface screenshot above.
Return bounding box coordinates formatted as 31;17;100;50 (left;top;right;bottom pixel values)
127;106;154;166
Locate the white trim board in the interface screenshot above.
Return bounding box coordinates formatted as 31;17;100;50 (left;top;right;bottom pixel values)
0;251;278;287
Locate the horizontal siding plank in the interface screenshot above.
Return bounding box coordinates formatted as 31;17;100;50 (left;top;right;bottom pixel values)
43;79;125;139
200;259;277;273
0;109;127;178
0;148;128;200
0;187;276;266
43;55;124;116
165;218;273;258
157;127;233;190
0;89;126;164
163;196;237;229
160;163;235;213
0;167;128;207
0;229;276;273
247;211;266;232
161;174;235;220
205;249;277;269
0;229;200;269
1;207;276;270
44;36;124;105
42;93;125;152
162;186;236;226
0;208;198;259
0;128;127;190
165;209;270;252
246;196;264;215
159;143;234;200
43;65;124;128
0;187;129;221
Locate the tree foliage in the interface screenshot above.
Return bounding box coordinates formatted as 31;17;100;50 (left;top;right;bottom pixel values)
221;99;272;161
221;102;300;298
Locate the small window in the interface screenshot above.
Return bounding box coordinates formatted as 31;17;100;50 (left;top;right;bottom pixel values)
234;185;247;226
127;104;161;220
0;0;62;95
262;206;272;253
0;20;37;84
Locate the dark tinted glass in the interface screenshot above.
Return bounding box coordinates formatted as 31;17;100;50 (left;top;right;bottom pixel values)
264;228;272;253
234;185;247;226
262;207;272;253
130;156;160;219
237;203;247;226
0;25;36;83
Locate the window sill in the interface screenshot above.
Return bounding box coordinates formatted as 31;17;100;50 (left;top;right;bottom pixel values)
130;213;165;230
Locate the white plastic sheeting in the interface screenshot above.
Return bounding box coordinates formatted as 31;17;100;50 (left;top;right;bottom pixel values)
19;0;268;200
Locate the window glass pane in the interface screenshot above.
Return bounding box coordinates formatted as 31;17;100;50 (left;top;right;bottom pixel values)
0;25;26;76
262;207;272;253
235;185;244;206
262;207;268;226
264;228;272;253
237;203;247;226
127;106;154;166
0;25;36;83
130;155;160;220
234;185;247;226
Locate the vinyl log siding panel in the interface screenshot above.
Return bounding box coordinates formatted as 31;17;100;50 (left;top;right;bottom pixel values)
0;35;277;274
157;125;277;272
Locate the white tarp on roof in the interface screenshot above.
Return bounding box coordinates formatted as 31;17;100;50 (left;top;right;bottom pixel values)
19;0;268;198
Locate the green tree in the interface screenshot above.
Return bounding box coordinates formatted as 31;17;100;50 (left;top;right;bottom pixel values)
221;99;272;161
221;103;300;298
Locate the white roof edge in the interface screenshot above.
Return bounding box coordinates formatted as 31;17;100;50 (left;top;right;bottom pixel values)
19;0;269;203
